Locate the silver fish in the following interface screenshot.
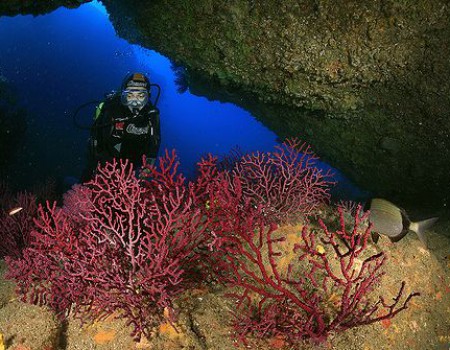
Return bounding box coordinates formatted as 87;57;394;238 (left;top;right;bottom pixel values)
8;207;23;216
368;198;438;248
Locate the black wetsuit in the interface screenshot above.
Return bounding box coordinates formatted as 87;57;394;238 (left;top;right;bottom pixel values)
83;94;160;180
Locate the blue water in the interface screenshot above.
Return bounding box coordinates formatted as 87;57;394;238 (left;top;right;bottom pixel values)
0;1;366;200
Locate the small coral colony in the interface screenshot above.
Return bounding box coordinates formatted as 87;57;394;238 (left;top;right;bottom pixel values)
0;138;418;346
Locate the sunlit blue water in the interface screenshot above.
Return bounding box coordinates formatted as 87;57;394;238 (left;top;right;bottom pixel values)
0;1;366;200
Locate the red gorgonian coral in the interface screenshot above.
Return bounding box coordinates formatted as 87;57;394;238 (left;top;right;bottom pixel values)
4;140;416;346
207;203;418;345
196;138;334;224
5;155;211;338
228;138;333;223
0;189;37;259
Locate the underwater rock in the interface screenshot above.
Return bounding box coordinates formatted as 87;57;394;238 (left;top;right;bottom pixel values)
100;0;449;211
0;0;91;17
379;137;401;154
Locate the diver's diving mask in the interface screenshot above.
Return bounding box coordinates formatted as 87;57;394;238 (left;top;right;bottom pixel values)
121;89;149;110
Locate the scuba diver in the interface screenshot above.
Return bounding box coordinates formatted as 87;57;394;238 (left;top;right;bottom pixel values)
82;72;161;181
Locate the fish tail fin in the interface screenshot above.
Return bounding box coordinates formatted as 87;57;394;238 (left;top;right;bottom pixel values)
409;217;439;248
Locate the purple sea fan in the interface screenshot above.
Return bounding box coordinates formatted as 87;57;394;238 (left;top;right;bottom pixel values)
6;157;211;339
0;191;37;259
230;138;334;223
219;205;418;346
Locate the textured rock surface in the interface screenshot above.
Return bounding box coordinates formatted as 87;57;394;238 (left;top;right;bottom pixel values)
104;0;450;113
0;0;91;17
1;220;449;350
1;0;449;210
102;0;450;210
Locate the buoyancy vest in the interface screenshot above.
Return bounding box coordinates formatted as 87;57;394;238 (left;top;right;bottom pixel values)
91;94;160;163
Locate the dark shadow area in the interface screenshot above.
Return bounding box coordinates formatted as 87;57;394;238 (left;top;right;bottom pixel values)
100;0;450;214
1;0;448;214
0;0;92;17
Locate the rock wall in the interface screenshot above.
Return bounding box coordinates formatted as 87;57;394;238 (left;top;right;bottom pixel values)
103;0;450;211
1;0;449;210
0;0;91;17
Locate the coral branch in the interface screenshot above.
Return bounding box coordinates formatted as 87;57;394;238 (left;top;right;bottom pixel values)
6;155;211;339
0;190;37;258
229;138;334;223
4;139;413;347
210;204;418;345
